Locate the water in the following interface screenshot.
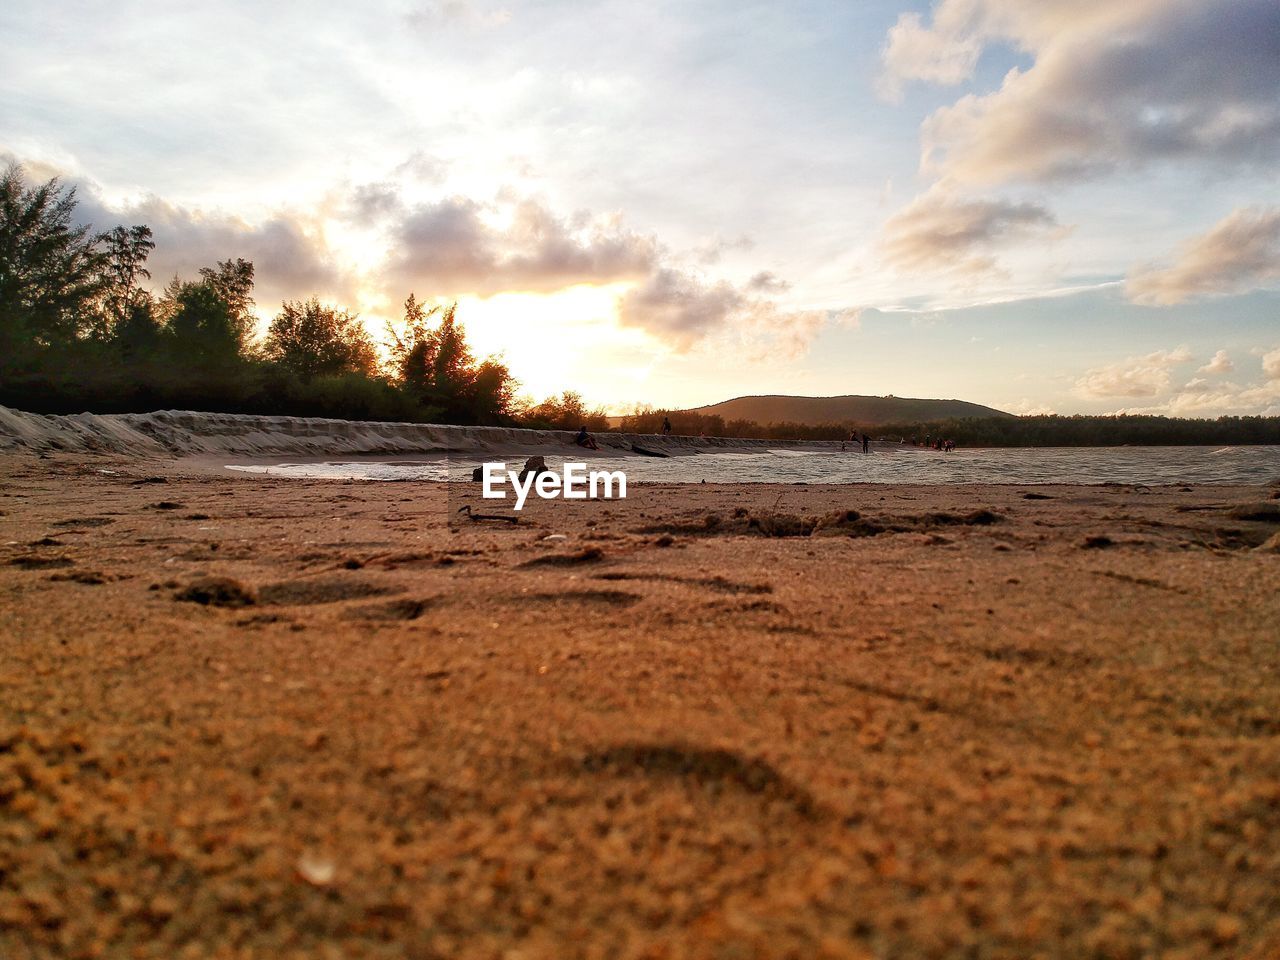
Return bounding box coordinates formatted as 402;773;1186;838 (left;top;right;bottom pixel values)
226;445;1280;486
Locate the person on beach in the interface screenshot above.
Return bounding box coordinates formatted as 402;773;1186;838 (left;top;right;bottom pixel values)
861;433;870;454
574;426;599;450
662;417;672;435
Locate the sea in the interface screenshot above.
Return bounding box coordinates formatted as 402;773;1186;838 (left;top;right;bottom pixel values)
226;444;1280;486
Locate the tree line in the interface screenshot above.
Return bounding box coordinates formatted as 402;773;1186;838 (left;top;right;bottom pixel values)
617;407;1280;446
871;413;1280;447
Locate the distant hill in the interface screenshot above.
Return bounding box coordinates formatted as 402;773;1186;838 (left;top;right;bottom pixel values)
680;394;1014;427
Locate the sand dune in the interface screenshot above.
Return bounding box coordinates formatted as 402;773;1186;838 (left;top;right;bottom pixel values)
0;406;821;460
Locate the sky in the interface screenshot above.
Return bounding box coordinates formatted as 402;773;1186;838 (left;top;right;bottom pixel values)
2;0;1278;416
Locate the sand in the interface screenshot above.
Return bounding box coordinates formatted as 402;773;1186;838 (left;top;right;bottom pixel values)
2;450;1279;959
0;406;825;460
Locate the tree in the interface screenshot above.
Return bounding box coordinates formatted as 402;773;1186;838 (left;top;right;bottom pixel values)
93;224;154;339
385;295;517;423
112;298;163;363
166;281;243;368
429;303;474;406
198;258;256;350
264;297;378;382
523;391;610;431
386;293;441;390
469;358;516;422
0;165;106;370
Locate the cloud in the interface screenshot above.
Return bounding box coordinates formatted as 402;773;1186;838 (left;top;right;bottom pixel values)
885;0;1280;184
1109;378;1280;417
1125;207;1280;305
1199;349;1234;375
747;271;791;294
347;182;405;227
881;187;1059;274
71;188;352;310
404;1;511;30
394;151;449;185
384;190;837;353
1103;342;1280;415
15;155;834;357
385;196;659;296
877;9;984;101
1264;347;1280;380
1075;345;1194;398
616;267;846;357
5;157;352;311
616;268;747;349
1004;397;1056;416
692;233;755;266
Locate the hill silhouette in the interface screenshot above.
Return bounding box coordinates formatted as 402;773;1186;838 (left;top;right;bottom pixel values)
680;394;1014;427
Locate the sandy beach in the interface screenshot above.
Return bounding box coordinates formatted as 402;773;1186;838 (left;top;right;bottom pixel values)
2;447;1280;959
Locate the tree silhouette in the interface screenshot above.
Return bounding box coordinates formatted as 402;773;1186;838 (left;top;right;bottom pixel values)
0;166;106;372
94;224;155;339
112;300;163;364
264;297;378;382
198;258;256;350
385;296;516;423
166;281;243;368
386;292;442;392
524;391;610;431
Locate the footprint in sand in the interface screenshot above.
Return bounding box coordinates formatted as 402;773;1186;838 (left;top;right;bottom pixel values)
579;743;822;819
342;598;435;621
516;589;642;607
257;576;401;606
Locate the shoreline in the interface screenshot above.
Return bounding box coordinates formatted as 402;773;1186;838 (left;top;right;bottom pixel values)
5;406;1277;466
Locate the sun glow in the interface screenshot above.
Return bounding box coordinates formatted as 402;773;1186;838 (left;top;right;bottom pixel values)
449;282;654;404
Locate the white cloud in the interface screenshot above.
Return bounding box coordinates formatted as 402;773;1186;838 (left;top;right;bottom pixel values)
1082;343;1280;415
1109;378;1280;417
404;1;512;30
1126;207;1280;305
1199;349;1234;375
1075;345;1194;399
386;195;659;296
881;185;1059;274
615;268;841;357
1263;347;1280;380
1004;397;1056;416
877;9;984;101
617;268;744;347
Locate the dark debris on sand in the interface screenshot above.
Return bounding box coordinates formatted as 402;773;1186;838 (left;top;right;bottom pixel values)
174;576;257;607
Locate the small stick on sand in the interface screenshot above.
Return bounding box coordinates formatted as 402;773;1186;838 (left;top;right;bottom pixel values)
457;505;519;524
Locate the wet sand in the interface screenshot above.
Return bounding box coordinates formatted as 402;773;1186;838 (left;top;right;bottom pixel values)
2;452;1279;959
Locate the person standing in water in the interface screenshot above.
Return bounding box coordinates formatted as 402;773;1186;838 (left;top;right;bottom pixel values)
861;433;870;454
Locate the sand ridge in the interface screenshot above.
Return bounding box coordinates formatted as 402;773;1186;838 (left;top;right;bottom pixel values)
1;452;1279;959
0;406;823;460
